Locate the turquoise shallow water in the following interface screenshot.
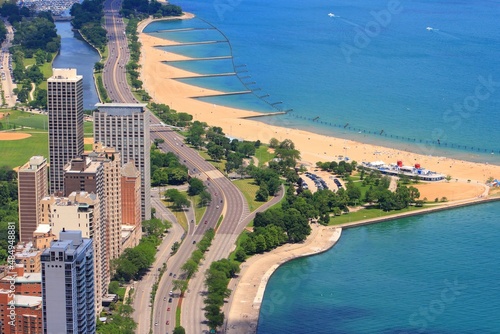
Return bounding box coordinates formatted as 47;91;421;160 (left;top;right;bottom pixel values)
146;0;500;163
141;2;500;331
258;202;500;333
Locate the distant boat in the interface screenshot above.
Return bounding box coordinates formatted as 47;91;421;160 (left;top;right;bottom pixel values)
426;27;433;31
328;13;336;17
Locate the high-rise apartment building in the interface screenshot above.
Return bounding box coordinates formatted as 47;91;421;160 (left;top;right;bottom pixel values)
18;156;48;242
40;192;106;315
121;161;142;249
85;143;122;260
94;103;151;221
41;230;95;334
48;68;84;195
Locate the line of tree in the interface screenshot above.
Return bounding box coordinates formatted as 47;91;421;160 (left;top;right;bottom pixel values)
121;0;182;19
178;228;215;281
203;259;240;331
151;147;189;186
0;167;19;264
123;17;146;92
185;121;263;174
188;177;212;207
71;0;107;51
0;19;6;44
111;218;170;282
316;159;357;177
149;102;192;127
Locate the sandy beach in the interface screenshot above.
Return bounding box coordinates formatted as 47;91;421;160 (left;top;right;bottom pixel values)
137;14;500;333
138;17;500;201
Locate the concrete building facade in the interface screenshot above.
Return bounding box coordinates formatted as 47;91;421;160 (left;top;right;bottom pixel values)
47;68;84;195
93;103;151;221
41;230;95;334
0;290;42;334
18;156;48;242
121;161;142;248
14;242;42;273
40;192;106;315
85;143;122;260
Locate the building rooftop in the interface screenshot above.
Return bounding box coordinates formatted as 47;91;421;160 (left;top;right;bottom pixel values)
1;272;42;284
0;289;42;307
19;156;46;171
49;68;82;81
34;224;52;235
94;103;147;116
15;294;43;308
121;161;140;177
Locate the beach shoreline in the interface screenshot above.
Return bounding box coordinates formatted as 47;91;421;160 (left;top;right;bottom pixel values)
137;13;500;334
137;16;500;195
224;225;342;334
223;195;500;334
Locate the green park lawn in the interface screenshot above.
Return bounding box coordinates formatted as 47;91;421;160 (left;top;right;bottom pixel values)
0;132;48;168
254;145;275;167
232;178;266;212
189;194;207;225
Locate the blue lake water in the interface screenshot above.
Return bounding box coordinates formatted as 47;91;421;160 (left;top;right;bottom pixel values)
140;2;500;332
145;0;500;163
258;202;500;333
53;22;100;110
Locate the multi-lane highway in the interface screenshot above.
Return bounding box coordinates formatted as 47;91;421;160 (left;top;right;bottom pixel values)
1;19;17;107
103;0;135;103
100;1;267;333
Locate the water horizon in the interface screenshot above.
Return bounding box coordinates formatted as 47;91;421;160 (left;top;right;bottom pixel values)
145;0;499;164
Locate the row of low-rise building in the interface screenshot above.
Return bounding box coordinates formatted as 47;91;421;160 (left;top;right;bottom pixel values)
1;68;152;333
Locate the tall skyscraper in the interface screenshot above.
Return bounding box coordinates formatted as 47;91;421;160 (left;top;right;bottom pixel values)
18;156;48;242
86;143;122;260
47;68;84;195
40;192;106;315
41;230;95;334
94;103;151;221
121;161;142;249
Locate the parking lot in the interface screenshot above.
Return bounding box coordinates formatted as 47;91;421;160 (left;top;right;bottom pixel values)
298;168;344;193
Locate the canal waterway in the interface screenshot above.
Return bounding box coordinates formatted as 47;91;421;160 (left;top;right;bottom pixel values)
52;21;100;110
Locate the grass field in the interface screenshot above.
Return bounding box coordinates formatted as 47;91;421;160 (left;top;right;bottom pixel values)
198;151;226;171
84;121;93;136
1;109;48;130
254;145;275;167
189;195;207;225
0;132;48;168
232;178;266;212
162;199;188;231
